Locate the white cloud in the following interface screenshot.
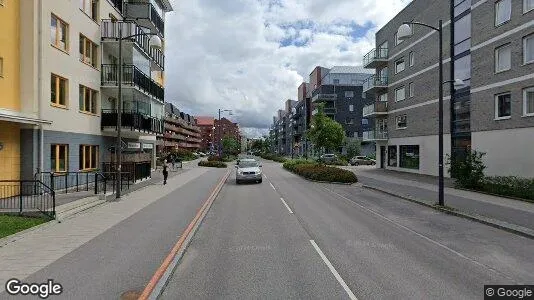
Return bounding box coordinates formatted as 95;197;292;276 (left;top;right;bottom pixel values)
165;0;410;137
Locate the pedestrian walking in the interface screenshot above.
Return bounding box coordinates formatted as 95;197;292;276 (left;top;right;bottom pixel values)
162;159;169;185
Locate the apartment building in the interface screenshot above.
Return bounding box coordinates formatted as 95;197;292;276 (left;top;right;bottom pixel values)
363;0;534;177
159;103;201;153
15;0;171;180
195;116;215;152
309;66;375;155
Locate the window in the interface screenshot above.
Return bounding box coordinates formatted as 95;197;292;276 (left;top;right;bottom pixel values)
79;85;97;114
394;32;404;46
345;91;354;98
79;145;98;170
454;54;471;89
524;0;534;13
454;0;471;17
80;0;98;21
495;0;511;26
495;93;511;119
333;79;340;85
379;93;387;102
361;118;369;125
346;118;354;124
396;115;407;129
395;86;406;102
409;52;414;67
454;14;471;54
524;34;534;64
79;35;98;67
51;144;68;172
51;74;68;107
524;87;534;116
349;104;354;112
409;82;414;97
395;59;405;74
495;44;511;72
399;145;420;169
51;14;69;51
388;146;397;167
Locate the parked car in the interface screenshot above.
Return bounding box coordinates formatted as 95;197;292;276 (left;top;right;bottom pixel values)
235;159;262;184
349;156;376;166
319;154;337;163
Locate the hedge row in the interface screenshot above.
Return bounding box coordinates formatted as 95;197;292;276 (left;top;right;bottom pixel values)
283;160;357;184
198;160;228;168
207;155;236;162
479;176;534;201
260;153;287;163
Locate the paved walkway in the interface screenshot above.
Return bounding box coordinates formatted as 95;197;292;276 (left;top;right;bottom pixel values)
0;160;207;295
343;166;534;231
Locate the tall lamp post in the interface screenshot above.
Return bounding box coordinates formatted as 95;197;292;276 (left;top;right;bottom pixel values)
217;109;232;158
114;25;162;199
397;21;464;206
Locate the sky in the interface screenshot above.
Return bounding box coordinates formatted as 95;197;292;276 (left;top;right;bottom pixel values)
164;0;411;138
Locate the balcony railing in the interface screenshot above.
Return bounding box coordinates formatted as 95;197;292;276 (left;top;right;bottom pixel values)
362;130;389;141
363;75;388;93
101;20;165;70
312;93;337;102
101;64;164;102
363;48;388;68
124;2;165;36
362;102;388;117
101;109;164;135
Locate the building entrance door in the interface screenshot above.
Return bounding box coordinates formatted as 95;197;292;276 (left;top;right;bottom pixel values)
380;146;386;169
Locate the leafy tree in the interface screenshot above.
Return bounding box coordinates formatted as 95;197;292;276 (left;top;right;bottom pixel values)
222;137;240;156
446;149;486;188
345;139;362;159
306;103;345;153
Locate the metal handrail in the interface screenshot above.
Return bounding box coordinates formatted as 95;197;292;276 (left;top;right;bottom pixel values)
0;180;56;219
363;48;389;66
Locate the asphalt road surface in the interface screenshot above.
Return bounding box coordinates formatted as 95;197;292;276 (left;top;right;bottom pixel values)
160;160;534;299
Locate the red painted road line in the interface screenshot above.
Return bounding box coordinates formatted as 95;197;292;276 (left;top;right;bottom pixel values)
138;170;230;300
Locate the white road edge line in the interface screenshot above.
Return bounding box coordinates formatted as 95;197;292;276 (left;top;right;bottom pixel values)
279;197;293;214
269;182;276;190
310;240;358;300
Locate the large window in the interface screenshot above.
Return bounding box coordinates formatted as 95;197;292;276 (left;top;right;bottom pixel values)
524;87;534;116
80;0;98;21
454;0;471;17
79;35;98;67
395;86;406;102
409;52;414;67
388;146;397;167
495;93;511;119
454;54;471;89
51;144;68;172
409;82;414;98
51;74;68;107
79;85;97;114
396;115;407;129
454;14;471;54
349;104;354;112
525;0;534;13
495;44;511;72
395;59;405;74
51;14;69;51
524;34;534;64
495;0;511;26
399;145;420;169
345;91;354;98
79;145;98;170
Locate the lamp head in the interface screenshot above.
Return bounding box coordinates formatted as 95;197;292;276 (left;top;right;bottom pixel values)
397;23;413;40
149;35;162;50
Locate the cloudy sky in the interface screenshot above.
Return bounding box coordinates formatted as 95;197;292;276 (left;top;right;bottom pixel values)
164;0;411;138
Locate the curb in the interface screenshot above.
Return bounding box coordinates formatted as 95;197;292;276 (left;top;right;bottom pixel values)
362;185;534;240
454;187;534;204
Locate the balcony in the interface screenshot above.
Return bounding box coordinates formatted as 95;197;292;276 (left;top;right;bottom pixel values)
109;0;124;13
362;102;388;117
101;64;164;102
363;75;388;94
362;130;389;142
363;48;388;69
101;20;165;70
101;110;164;135
312;93;337;103
124;2;165;36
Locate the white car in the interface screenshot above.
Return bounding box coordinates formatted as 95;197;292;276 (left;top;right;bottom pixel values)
235;159;263;184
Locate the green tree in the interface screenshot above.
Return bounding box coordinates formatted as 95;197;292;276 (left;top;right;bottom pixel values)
345;139;362;159
446;149;486;188
222;137;240;156
306;103;345;153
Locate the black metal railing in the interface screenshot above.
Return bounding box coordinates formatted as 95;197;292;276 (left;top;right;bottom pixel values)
124;1;165;36
102;162;151;182
95;172;132;195
101;64;164;102
363;47;389;67
101;109;164;134
363;75;388;92
150;4;164;35
101;20;165;69
34;171;104;194
0;180;55;219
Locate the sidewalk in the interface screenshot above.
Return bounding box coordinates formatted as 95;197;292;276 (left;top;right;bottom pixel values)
344;166;534;233
0;162;209;294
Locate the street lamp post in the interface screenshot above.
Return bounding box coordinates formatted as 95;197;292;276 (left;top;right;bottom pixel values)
217;109;232;158
115;25;162;199
397;20;464;207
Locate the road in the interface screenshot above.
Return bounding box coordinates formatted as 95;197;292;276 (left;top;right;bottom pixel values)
160;160;534;299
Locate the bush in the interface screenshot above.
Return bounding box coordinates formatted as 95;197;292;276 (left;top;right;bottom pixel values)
222;155;237;162
207;155;221;162
480;176;534;201
325;158;348;166
260;153;287;163
170;149;197;161
446;150;486;189
198;160;227;168
283;160;357;183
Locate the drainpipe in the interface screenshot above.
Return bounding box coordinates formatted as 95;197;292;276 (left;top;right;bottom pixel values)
38;0;44;179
